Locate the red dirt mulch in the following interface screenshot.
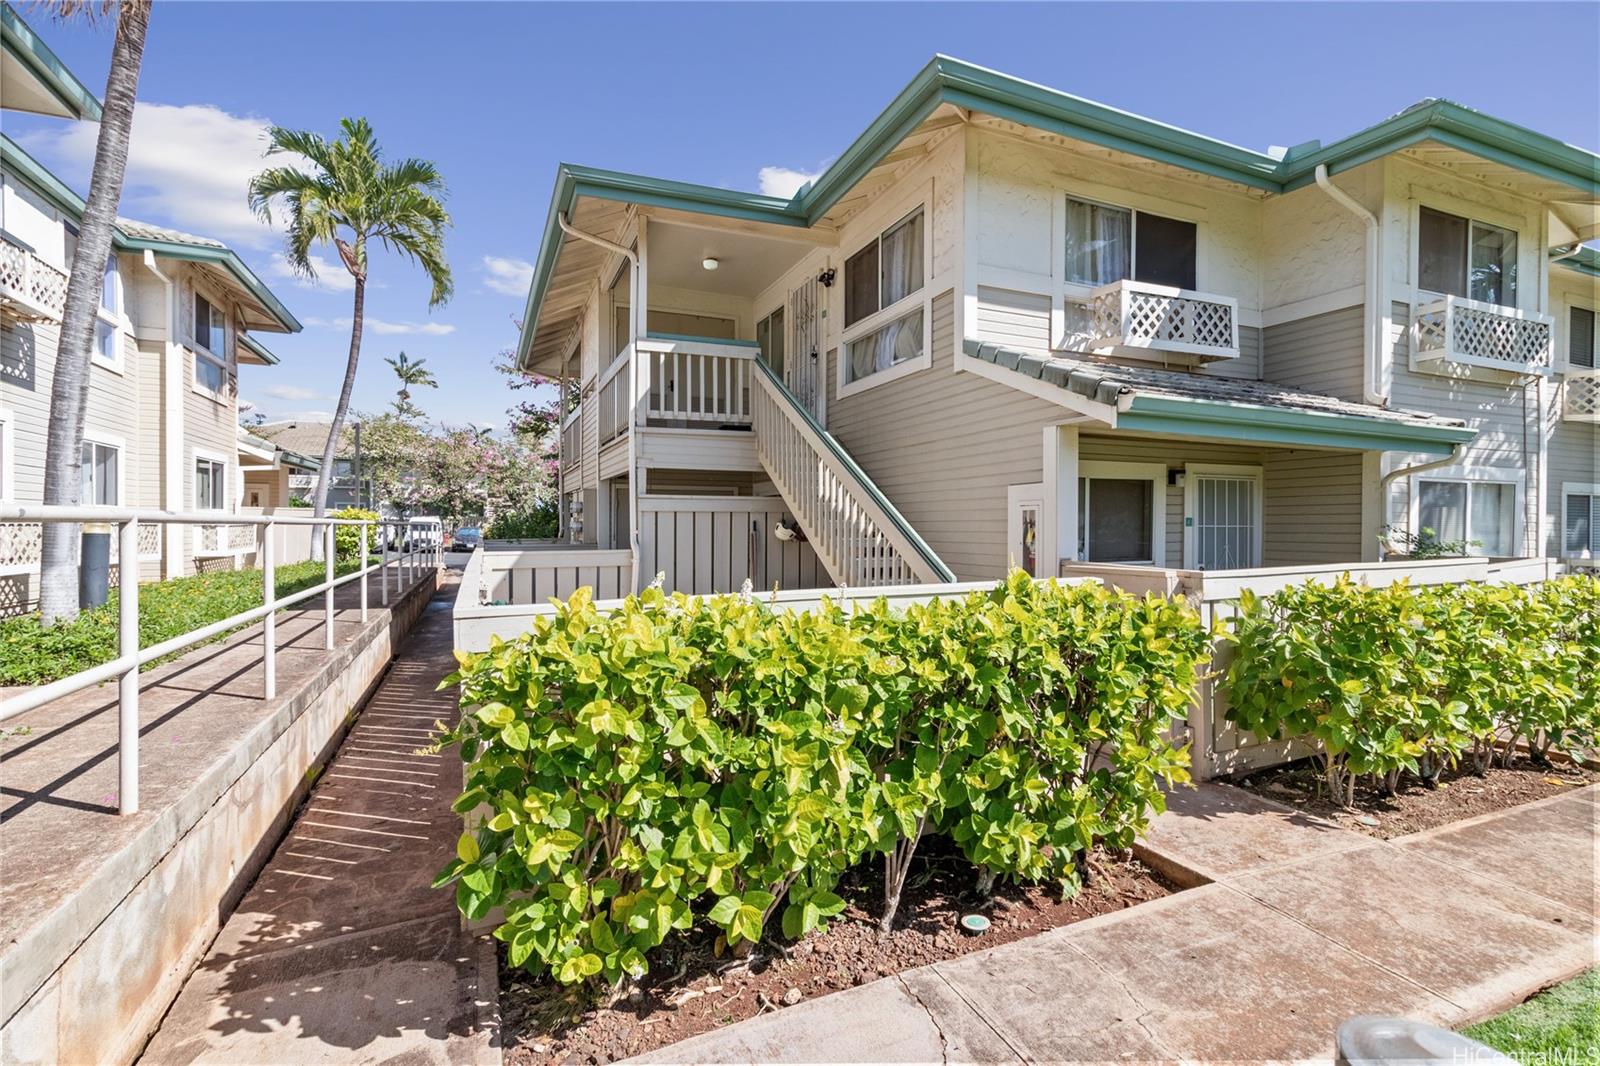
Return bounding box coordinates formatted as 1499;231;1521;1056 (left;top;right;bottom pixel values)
499;839;1176;1065
1231;758;1598;839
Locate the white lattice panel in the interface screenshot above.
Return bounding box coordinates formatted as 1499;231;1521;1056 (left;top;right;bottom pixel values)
1565;372;1600;422
0;241;68;322
0;523;41;570
1085;280;1238;360
1413;296;1552;373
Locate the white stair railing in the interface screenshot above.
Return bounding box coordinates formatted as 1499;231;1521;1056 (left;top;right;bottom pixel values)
751;362;953;588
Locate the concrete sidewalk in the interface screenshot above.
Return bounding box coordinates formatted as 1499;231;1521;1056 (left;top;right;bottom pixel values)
634;783;1597;1064
139;575;499;1066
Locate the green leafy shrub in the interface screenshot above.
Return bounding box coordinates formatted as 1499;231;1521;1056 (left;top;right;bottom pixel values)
0;558;363;685
432;571;1209;989
331;508;380;561
1223;574;1600;804
486;503;558;541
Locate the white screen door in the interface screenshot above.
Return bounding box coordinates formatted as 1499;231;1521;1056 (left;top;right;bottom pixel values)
1187;469;1260;570
787;276;822;420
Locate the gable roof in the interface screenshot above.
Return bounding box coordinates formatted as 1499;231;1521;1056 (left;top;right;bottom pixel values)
255;420;353;460
0;133;301;333
964;340;1476;456
517;56;1600;369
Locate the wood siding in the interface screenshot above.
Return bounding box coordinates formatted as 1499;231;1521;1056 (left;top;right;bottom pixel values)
1261;305;1365;400
636;495;824;593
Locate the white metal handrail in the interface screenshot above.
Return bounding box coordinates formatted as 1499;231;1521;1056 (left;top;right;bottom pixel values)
0;506;443;816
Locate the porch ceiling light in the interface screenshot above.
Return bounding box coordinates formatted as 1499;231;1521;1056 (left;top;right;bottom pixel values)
702;257;719;271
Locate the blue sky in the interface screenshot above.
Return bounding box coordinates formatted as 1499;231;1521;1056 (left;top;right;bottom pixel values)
9;1;1597;432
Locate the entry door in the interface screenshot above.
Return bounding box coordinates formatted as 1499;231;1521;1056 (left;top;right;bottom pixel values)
787;276;823;420
1186;468;1261;570
1007;484;1043;576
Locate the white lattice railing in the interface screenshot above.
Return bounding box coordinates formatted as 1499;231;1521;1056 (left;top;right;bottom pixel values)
1412;296;1553;374
0;521;164;573
0;239;69;323
751;363;952;589
1085;279;1239;361
1564;368;1600;423
196;523;259;555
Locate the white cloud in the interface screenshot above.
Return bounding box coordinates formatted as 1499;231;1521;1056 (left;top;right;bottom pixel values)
259;383;330;402
481;255;535;296
21;102;289;249
757;166;823;198
305;315;455;336
268;252;357;293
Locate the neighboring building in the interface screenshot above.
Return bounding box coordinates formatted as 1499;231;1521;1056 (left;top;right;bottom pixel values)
0;3;300;606
252;419;371;509
516;56;1597;593
237;427;318;510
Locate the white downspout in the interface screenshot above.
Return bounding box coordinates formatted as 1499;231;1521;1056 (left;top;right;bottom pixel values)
558;211;642;592
141;251;183;579
1376;443;1466;560
1314;164;1387;408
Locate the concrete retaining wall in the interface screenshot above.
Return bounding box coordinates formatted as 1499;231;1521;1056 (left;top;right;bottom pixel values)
0;573;439;1066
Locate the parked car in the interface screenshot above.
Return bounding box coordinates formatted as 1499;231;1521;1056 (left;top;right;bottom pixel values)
451;527;482;551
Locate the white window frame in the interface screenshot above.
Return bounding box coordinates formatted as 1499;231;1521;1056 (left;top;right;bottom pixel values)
1559;483;1599;560
1408;469;1524;558
0;405;14;502
91;255;126;373
1007;482;1044;576
1079;461;1167;568
1183;463;1263;571
1560;298;1597;374
80;430;125;508
191;290;229;400
1408;195;1526;312
192;451;229;512
837;185;933;400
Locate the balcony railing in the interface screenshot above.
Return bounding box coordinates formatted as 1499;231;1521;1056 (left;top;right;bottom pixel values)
0;238;68;323
1085;279;1239;361
1563;368;1600;423
559;408;581;475
597;337;758;447
1412;295;1553;374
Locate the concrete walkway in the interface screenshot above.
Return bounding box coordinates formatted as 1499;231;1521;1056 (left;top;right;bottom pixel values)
634;783;1598;1064
139;574;499;1066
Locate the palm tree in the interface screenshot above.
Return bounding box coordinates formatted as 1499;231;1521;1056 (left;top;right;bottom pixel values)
37;0;153;626
247;119;452;541
385;350;437;419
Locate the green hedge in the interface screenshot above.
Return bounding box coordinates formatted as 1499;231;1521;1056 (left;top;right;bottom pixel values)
486;503;558;541
1223;574;1600;803
432;571;1210;988
0;558;363;685
331;508;380;561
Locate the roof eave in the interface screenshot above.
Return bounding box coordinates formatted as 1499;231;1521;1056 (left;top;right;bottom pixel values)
1120;394;1477;455
115;236;302;334
1;3;103;121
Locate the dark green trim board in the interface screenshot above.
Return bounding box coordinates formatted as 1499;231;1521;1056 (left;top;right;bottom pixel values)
644;333;761;348
1553;246;1600;279
516;55;1600;368
0;135;300;333
1;2;102;121
1119;395;1478;456
752;359;956;583
238;333;281;365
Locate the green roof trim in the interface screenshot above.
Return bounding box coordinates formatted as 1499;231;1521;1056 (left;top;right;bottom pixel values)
1;2;102;121
752;358;956;583
237;332;280;365
0;134;300;333
1118;394;1478;456
645;332;761;348
1552;246;1600;279
517;56;1600;367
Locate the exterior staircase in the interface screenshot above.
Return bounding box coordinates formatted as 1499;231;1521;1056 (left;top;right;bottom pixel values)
751;360;954;588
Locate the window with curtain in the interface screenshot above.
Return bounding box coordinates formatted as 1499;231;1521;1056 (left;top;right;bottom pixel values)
195;457;226;510
1570;306;1595;369
842;208;925;385
1418;207;1518;306
1064;197;1196;290
1076;477;1154;563
80;441;119;506
1564;489;1599;556
1417;479;1515;556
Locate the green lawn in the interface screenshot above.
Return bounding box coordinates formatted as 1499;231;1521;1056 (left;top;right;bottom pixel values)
0;558;366;686
1462;969;1599;1063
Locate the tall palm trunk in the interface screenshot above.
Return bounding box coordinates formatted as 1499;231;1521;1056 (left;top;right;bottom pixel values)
39;1;152;626
312;271;365;558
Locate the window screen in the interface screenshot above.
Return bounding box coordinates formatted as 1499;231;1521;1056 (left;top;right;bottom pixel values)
1134;212;1197;289
1570;307;1595;369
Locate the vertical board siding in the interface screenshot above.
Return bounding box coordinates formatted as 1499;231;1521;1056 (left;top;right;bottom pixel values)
1261;305;1365;401
637;495;824;594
